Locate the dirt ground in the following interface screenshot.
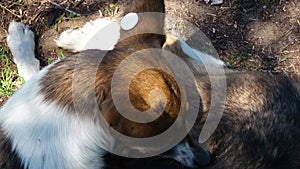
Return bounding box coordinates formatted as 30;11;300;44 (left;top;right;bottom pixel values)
0;0;299;105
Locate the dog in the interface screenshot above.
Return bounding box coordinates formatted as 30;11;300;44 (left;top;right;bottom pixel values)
1;0;213;169
2;0;300;169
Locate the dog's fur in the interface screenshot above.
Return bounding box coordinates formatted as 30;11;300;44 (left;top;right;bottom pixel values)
1;0;300;169
194;73;300;169
1;0;210;169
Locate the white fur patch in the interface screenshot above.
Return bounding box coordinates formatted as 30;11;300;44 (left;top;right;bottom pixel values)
55;19;120;52
7;21;40;81
179;39;225;67
0;67;113;169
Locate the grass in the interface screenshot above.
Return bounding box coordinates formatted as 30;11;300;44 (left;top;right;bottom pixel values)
58;48;65;59
8;0;24;8
226;52;245;67
104;3;116;16
47;48;65;65
279;55;290;63
54;14;64;32
289;18;300;26
67;13;78;21
0;46;24;97
47;57;54;65
0;45;64;98
176;21;184;31
54;12;80;32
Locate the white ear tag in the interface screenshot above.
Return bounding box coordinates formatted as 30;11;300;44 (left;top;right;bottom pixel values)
121;13;139;30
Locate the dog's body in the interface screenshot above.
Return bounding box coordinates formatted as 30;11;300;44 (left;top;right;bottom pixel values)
1;0;211;168
103;72;300;169
1;0;300;169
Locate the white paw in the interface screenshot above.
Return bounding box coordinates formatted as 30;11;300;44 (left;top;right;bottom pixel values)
55;19;120;52
7;21;40;81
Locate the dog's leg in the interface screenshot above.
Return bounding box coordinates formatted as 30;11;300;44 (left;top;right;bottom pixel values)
7;21;40;81
55;19;120;52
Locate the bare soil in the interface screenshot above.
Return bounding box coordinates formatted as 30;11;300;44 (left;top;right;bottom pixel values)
0;0;299;105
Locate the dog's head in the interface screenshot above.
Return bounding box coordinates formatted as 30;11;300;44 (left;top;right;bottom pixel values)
103;0;212;167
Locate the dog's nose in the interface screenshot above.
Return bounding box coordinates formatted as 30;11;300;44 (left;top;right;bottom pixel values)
194;149;212;167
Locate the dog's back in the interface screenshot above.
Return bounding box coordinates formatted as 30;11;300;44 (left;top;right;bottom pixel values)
190;72;300;169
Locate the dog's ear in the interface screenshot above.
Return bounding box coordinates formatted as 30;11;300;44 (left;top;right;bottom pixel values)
118;0;166;48
123;0;165;14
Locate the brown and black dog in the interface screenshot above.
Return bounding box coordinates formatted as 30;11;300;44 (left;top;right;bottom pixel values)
1;0;300;169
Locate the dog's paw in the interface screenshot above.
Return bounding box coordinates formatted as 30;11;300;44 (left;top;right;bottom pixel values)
55;19;120;52
7;21;40;81
7;21;35;59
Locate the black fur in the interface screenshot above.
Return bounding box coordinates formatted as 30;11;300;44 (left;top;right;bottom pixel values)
194;73;300;169
0;130;23;169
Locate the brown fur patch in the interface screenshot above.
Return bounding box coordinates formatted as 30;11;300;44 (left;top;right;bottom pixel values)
40;32;181;138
